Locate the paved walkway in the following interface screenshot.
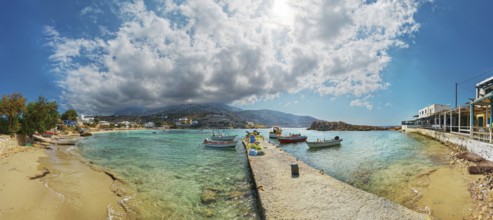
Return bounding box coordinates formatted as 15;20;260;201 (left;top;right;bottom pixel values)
245;140;427;220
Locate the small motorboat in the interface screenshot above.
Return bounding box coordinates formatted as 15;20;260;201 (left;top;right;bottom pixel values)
306;136;342;148
269;126;282;139
278;134;307;144
203;138;237;148
210;131;237;141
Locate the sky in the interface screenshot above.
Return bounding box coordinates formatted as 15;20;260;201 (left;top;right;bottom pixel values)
1;0;493;125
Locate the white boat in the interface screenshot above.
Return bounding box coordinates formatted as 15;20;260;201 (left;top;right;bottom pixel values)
203;138;237;148
269;126;282;139
306;137;342;148
210;131;237;141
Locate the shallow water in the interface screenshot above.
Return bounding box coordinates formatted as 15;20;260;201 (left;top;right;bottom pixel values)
77;128;462;218
77;130;258;219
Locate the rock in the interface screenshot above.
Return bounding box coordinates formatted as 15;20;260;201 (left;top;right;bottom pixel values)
457;152;485;163
200;189;217;204
469;162;493;175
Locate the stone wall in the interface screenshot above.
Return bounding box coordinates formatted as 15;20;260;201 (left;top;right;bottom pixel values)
405;128;493;161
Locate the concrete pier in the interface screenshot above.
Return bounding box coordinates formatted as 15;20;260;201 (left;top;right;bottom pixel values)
244;140;426;219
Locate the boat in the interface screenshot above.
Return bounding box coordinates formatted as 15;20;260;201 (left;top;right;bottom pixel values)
33;135;78;145
210;131;237;141
202;138;237;148
278;134;307;144
269;126;282;139
306;136;342;148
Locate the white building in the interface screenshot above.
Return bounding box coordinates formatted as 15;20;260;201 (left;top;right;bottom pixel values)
476;75;493;99
79;114;95;123
144;122;155;128
418;104;451;119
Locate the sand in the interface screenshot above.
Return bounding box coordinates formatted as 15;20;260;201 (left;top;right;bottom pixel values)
415;166;476;219
0;135;134;220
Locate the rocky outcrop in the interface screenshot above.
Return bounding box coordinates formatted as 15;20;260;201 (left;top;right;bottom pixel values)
307;121;397;131
456;152;485;163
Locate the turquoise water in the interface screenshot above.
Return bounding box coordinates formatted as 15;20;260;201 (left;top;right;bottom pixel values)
269;128;449;199
77;130;258;219
77;129;449;218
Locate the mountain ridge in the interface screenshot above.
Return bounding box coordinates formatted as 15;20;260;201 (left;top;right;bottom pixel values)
110;103;317;128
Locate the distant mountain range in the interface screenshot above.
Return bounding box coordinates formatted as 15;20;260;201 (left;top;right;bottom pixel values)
112;103;317;128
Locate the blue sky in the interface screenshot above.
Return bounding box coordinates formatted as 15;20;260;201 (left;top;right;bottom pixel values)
1;0;492;125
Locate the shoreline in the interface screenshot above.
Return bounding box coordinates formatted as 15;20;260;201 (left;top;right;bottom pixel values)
1;130;490;219
0;135;136;220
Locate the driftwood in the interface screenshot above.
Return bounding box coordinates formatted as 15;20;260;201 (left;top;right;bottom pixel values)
30;168;50;180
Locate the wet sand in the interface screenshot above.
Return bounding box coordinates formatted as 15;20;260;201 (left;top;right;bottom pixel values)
387;141;480;220
416;166;476;219
0;137;134;220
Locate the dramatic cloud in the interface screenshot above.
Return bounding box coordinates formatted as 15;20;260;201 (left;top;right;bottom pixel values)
46;0;424;114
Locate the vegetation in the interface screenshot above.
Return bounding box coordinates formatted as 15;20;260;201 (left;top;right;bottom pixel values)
0;93;26;134
22;97;60;136
61;109;78;121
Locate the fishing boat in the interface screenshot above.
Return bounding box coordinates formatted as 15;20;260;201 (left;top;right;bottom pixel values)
268;126;282;139
278;134;307;144
203;138;237;148
210;131;237;141
306;136;342;148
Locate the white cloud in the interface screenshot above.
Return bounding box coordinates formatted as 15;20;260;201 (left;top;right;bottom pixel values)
46;0;424;114
350;95;374;110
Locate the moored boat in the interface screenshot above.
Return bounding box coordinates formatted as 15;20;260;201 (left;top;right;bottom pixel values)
278;134;307;144
306;136;342;148
203;138;237;148
210;131;237;141
269;126;282;139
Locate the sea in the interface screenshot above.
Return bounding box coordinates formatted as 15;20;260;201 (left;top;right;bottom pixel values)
76;128;450;219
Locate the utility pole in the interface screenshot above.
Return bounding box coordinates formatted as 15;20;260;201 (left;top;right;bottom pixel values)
455;83;458;108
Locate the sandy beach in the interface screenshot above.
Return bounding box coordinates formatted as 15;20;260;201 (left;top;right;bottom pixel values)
0;135;135;220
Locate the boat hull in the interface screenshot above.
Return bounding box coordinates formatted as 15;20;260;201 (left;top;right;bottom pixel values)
210;135;237;141
307;139;342;148
203;139;237;148
278;136;307;144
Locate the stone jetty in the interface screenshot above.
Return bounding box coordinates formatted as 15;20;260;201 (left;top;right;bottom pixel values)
244;139;427;219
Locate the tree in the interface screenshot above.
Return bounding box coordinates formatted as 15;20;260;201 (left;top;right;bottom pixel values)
22;97;60;136
61;109;78;121
0;93;26;134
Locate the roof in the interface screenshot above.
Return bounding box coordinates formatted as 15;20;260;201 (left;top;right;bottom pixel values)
476;75;493;88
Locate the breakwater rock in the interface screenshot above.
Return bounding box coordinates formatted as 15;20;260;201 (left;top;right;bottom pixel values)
308;120;398;131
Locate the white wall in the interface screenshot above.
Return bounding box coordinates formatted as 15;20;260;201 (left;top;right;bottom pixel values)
406;128;493;162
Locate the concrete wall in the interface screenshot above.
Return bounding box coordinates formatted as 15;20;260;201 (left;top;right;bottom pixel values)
405;127;493;161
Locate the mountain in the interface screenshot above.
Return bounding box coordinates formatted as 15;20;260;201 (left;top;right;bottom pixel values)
115;103;242;116
236;109;316;127
112;103;317;128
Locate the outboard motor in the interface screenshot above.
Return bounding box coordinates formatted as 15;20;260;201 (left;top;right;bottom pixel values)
334;136;339;140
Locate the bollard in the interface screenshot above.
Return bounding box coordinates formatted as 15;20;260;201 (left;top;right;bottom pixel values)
291;163;299;177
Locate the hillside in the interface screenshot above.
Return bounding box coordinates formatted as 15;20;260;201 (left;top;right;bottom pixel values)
106;103;317;128
308;121;398;131
237;109;316;127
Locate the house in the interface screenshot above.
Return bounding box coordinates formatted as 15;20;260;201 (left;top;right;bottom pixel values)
144;122;155;128
63;120;78;127
418;104;450;119
79;114;95;124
